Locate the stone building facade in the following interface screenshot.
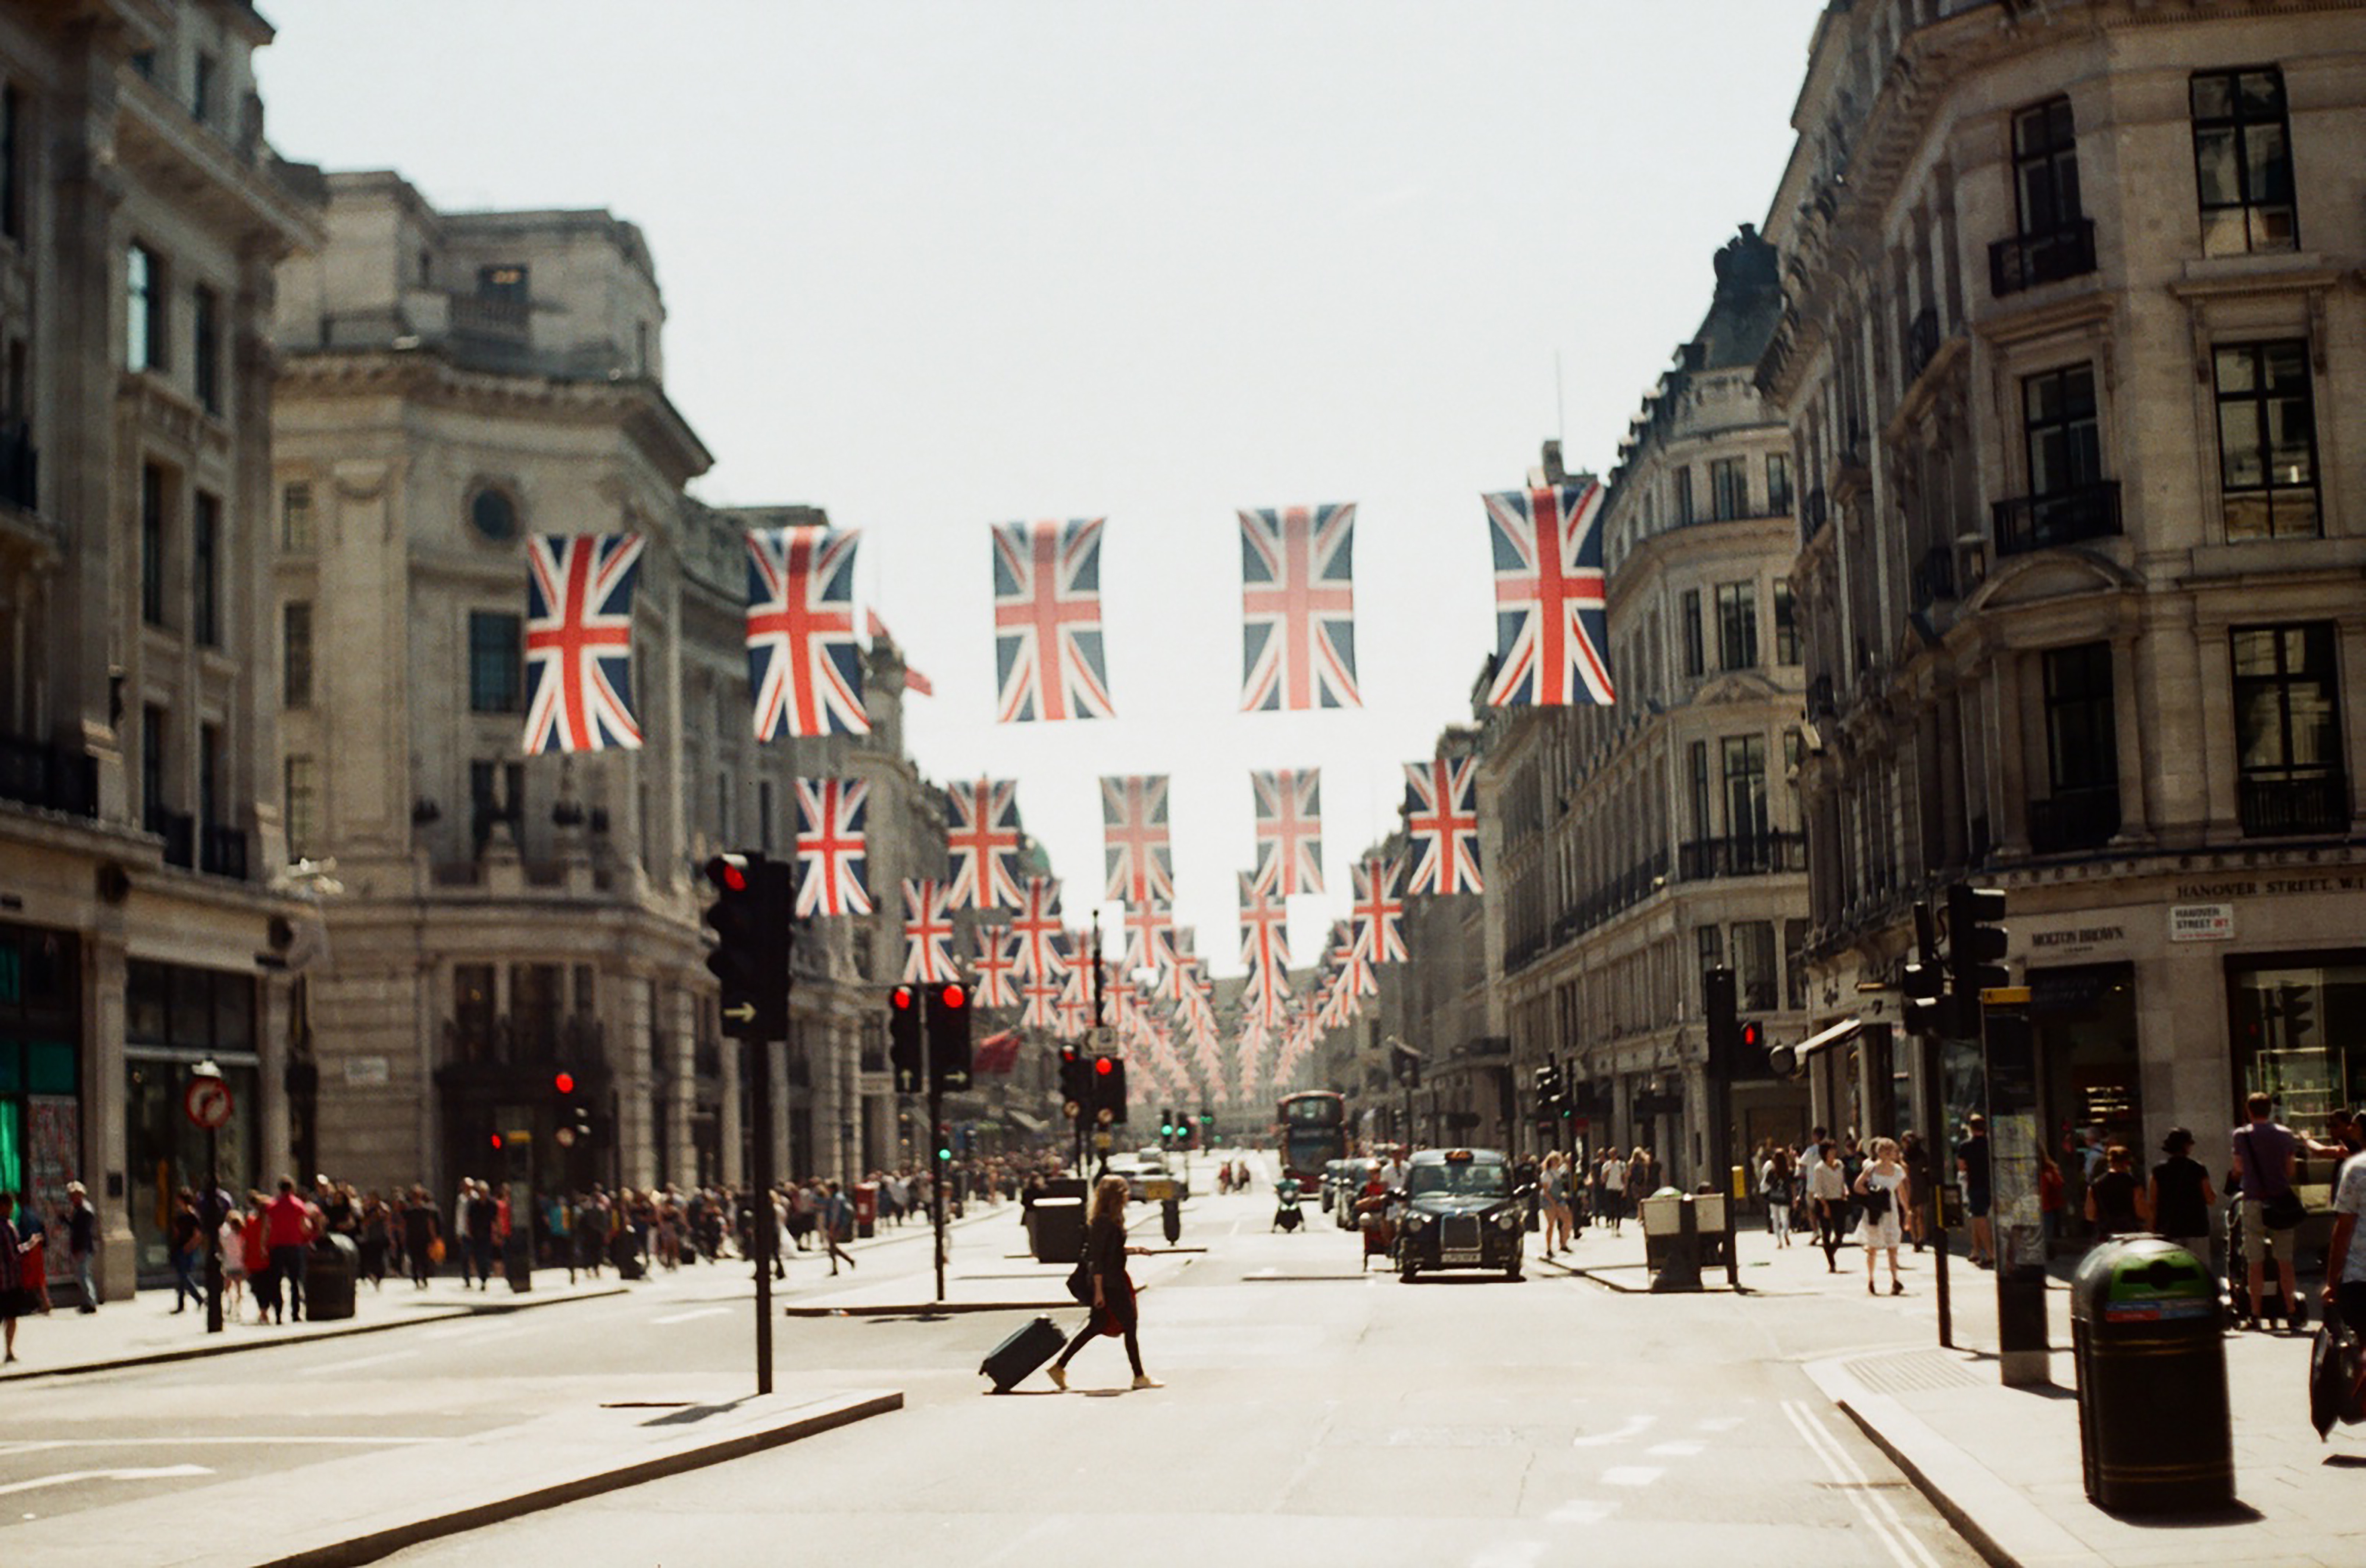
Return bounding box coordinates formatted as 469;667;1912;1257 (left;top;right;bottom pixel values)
0;1;320;1294
1482;232;1813;1185
1759;0;2366;1161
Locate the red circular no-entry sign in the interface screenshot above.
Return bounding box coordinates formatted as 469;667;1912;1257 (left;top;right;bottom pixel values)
184;1076;233;1131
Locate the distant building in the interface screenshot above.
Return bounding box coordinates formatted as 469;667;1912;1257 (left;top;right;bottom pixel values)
0;1;319;1294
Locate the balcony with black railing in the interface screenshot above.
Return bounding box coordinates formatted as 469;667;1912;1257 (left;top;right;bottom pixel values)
0;734;97;818
0;419;36;514
146;803;194;868
1989;218;2098;297
2240;773;2349;838
1677;832;1808;882
1905;306;1941;383
1911;544;1957;609
199;824;249;880
1992;480;2121;557
2028;786;2121;855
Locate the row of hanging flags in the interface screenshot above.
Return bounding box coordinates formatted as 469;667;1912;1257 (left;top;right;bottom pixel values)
519;480;1605;1100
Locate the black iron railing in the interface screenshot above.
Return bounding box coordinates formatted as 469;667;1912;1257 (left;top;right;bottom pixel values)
0;420;36;512
2240;773;2349;838
1677;833;1808;882
0;734;96;817
198;824;248;880
1992;480;2121;557
1906;307;1941;382
146;804;194;868
1911;545;1957;608
1989;218;2098;297
2028;787;2121;854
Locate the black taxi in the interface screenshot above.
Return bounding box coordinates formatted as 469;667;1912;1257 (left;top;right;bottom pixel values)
1394;1148;1523;1281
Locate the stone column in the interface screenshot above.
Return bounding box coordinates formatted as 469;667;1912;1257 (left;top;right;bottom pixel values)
86;930;135;1301
616;972;655;1191
666;984;696;1186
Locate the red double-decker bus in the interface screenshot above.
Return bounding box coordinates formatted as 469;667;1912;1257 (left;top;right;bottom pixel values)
1275;1090;1348;1184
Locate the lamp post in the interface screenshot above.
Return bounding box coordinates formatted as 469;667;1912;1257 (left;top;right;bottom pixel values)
190;1056;226;1334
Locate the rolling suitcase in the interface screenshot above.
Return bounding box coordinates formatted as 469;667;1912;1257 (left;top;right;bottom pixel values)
980;1314;1067;1393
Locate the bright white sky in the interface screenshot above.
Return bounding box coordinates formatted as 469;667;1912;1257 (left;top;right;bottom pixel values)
257;0;1824;980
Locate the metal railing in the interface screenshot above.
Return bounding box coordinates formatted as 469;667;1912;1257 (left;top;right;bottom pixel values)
0;734;96;817
146;804;194;868
2027;787;2121;854
1911;544;1957;609
2240;774;2349;838
1992;480;2121;557
1677;833;1808;881
0;420;36;513
199;824;249;880
1989;218;2098;297
1905;306;1941;383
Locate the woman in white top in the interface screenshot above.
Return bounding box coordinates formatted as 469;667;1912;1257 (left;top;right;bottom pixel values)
1597;1149;1627;1235
1854;1136;1909;1296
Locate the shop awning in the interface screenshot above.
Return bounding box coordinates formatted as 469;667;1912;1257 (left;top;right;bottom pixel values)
1003;1107;1049;1134
1793;1017;1863;1062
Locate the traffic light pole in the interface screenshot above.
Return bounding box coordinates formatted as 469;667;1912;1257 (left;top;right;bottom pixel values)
749;1025;775;1396
925;1002;947;1304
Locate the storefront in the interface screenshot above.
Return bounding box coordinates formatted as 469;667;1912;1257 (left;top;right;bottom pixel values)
124;958;260;1281
0;921;82;1284
2227;950;2365;1144
2029;962;2141;1188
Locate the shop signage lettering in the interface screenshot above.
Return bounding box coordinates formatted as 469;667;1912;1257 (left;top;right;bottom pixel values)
2170;903;2234;942
2174;874;2366;900
2030;925;2124;950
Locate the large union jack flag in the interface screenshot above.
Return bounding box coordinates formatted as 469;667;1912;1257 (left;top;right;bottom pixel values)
992;519;1115;723
1251;768;1323;896
1120;898;1176;978
943;778;1025;913
972;927;1021;1011
746;524;868;739
791;777;871;917
1404;756;1483;896
900;879;958;984
1101;775;1175;907
524;533;645;754
1239;503;1360;711
1022;973;1064;1033
1010;877;1066;982
1484;479;1614;708
1238;871;1292;1026
1351;854;1407;964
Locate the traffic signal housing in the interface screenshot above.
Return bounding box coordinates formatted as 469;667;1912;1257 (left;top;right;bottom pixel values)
1948;883;2009;1002
888;985;923;1092
926;981;972;1092
704;854;793;1040
1059;1046;1089;1120
1703;964;1739;1076
1089;1052;1128;1124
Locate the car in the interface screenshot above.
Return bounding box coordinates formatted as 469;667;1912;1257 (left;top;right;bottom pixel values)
1103;1155;1188;1205
1394;1148;1524;1282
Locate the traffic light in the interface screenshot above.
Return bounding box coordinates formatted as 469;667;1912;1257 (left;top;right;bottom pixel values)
1534;1063;1562;1120
1390;1041;1422;1089
1703;965;1738;1075
928;980;972;1092
1948;883;2009;1004
1159;1108;1176;1141
704;854;793;1040
1902;959;1949;1037
552;1068;594;1146
1059;1046;1089;1120
888;985;923;1092
1090;1052;1128;1124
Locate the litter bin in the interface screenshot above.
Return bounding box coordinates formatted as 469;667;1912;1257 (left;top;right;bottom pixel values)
306;1232;359;1321
503;1225;533;1293
2070;1236;2233;1513
1029;1197;1086;1264
1641;1190;1702;1292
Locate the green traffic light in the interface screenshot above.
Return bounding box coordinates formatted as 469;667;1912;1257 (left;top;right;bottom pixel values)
936;1147;951;1162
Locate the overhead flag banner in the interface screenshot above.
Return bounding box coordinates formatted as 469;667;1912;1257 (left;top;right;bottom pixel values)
523;533;645;754
900;879;957;984
992;518;1115;723
1239;502;1360;712
1239;871;1291;1027
747;524;868;738
1010;876;1066;982
1120;898;1176;978
1483;478;1614;708
1101;775;1175;907
791;777;871;917
973;927;1022;1011
944;777;1025;913
1404;756;1483;896
1250;768;1323;897
1351;855;1407;965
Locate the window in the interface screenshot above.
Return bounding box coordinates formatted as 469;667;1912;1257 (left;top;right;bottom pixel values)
281;481;313;551
1765;453;1793;515
1679;589;1704;678
198;723;222;830
1733;921;1778;1012
192;285;221;415
192;53;217;124
1722;735;1770;844
2214;341;2318;540
477;264;529;302
140;463;168;625
141;704;166;818
1784;918;1810;1011
467;485;517;542
1709;458;1749;521
2012;96;2082;238
1687;741;1712;840
2023;365;2100;496
2192;69;2295;256
469;758;526;848
1715;582;1759;671
2;85;22;243
2232;624;2346;837
1695;923;1722;975
1673;467;1695;525
1773;580;1800;665
454;963;496;1059
282;602;313;708
284;754;317;861
126;242;165;371
509;963;562;1058
191;491;219;647
467;611;523;713
2043;644;2117;796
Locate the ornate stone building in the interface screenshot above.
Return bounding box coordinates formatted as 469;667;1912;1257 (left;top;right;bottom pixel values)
0;0;319;1293
1482;231;1812;1184
1760;0;2366;1156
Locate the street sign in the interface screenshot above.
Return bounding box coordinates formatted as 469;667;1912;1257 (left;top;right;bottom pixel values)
183;1076;232;1131
721;1001;757;1025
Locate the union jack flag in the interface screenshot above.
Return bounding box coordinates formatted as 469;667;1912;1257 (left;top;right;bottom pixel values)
900;879;957;984
791;777;871;917
1120;898;1176;978
943;778;1025;913
746;525;868;739
992;519;1115;723
1101;775;1175;907
1250;768;1323;896
523;534;645;754
1010;877;1065;982
1484;479;1614;708
1351;855;1406;965
1023;974;1063;1033
973;927;1021;1011
1403;756;1483;896
1239;503;1360;711
1239;872;1291;1027
1057;964;1096;1040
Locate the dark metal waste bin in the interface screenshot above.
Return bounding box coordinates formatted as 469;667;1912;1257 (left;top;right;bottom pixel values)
1029;1196;1085;1264
306;1233;359;1321
503;1227;533;1293
2070;1236;2233;1513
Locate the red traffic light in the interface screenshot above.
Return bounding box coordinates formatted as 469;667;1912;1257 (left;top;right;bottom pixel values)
891;985;915;1011
488;1132;503;1150
553;1071;576;1095
939;982;965;1009
1094;1056;1114;1076
704;854;750;893
1739;1022;1763;1051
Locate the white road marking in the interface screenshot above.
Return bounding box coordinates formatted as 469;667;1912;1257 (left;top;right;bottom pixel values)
1545;1499;1620;1525
1571;1413;1655;1447
301;1347;420;1375
1599;1465;1663;1488
0;1464;212;1497
1470;1542;1549;1568
1696;1414;1745;1432
649;1306;731;1325
1645;1439;1704;1457
1782;1399;1946;1568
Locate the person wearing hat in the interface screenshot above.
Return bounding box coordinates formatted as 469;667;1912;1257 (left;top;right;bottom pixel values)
64;1181;97;1313
1955;1115;1993;1267
2148;1128;2216;1272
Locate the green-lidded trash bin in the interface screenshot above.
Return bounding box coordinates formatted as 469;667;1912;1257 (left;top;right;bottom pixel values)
2070;1236;2233;1513
306;1233;359;1321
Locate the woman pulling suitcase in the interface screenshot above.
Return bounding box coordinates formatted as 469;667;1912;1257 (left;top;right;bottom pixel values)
1049;1175;1161;1391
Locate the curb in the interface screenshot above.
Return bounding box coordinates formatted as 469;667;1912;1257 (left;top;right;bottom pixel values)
247;1389;902;1568
0;1284;629;1382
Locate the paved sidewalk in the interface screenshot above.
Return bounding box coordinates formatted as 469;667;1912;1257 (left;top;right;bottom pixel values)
1548;1215;2366;1567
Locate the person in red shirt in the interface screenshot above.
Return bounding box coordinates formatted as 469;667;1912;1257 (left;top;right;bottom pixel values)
262;1178;320;1322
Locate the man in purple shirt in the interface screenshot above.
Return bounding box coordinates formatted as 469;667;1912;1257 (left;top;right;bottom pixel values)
2234;1091;2313;1330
